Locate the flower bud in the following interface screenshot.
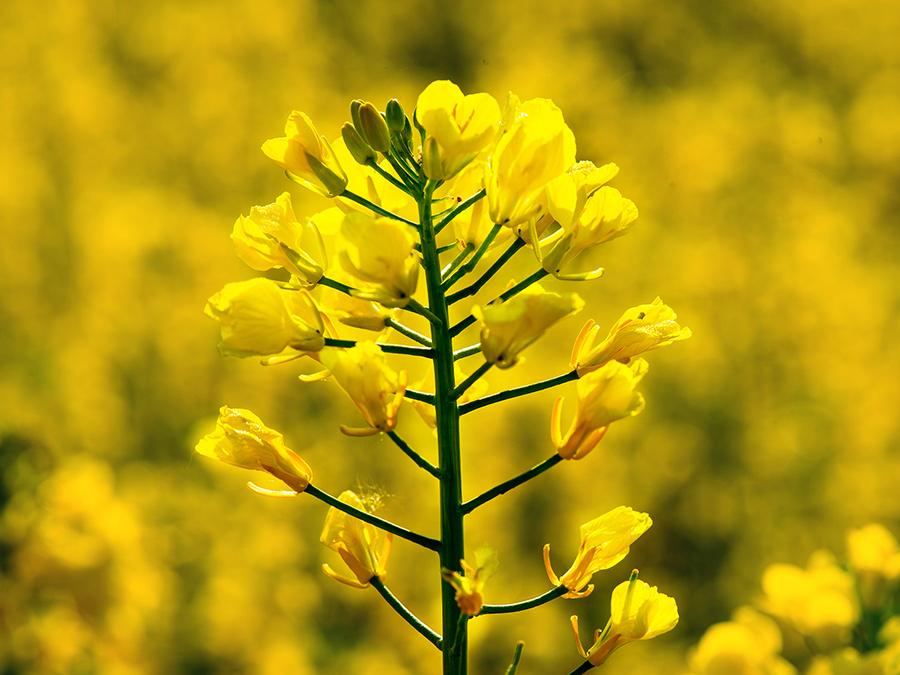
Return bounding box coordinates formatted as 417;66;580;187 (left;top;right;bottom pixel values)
358;102;391;153
341;123;377;165
386;98;406;133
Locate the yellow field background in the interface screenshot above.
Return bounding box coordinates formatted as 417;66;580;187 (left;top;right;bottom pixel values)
2;0;899;673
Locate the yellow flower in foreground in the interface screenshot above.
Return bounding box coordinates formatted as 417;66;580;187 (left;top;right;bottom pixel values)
762;550;860;652
572;570;678;666
417;79;501;180
262;110;348;197
847;523;900;610
442;544;499;616
205;278;325;358
552;359;647;460
338;211;419;308
571;297;691;376
231;192;326;286
195;406;312;493
544;506;652;598
473;284;584;369
485;95;576;228
320;490;392;589
316;342;408;436
688;607;796;675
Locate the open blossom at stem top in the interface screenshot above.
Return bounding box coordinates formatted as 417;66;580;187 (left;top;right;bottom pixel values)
552;358;648;460
417;79;501;181
571;297;691;376
442;544;499;616
315;341;408;436
231;191;326;286
485;95;576;228
473;283;584;369
320;490;393;589
262;111;348;197
572;570;679;666
544;506;652;598
337;211;419;309
204;278;326;358
194;406;312;493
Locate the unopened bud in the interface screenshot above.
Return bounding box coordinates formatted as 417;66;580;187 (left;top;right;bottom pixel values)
358;102;390;153
342;123;377;165
422;136;443;181
350;99;364;131
386;99;406;132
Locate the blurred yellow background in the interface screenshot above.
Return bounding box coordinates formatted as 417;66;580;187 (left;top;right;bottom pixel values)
2;0;899;673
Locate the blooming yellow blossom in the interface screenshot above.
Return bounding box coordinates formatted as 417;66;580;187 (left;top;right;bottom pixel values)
195;406;312;493
204;278;325;358
315;342;407;436
442;544;499;616
571;297;691;376
762;550;860;652
571;570;678;666
262;110;348;197
552;359;648;460
544;506;652;598
337;211;419;308
320;490;392;589
485;95;576;228
417;80;501;181
847;523;900;610
688;607;797;675
473;284;584;369
231;192;326;286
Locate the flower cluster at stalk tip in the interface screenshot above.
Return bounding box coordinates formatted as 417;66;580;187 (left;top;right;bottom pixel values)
194;79;690;674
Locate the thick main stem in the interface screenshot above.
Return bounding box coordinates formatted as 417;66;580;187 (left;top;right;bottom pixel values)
419;181;467;675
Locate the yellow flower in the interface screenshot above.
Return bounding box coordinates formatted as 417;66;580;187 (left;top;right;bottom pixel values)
688;607;797;675
231;191;326;286
204;278;325;358
485;95;576;228
262;110;348;197
442;544;499;616
571;297;691;376
337;211;419;308
762;550;860;652
552;359;648;460
320;490;392;589
417;80;501;180
847;523;900;610
571;570;679;666
195;406;312;493
472;283;584;369
544;507;652;598
316;342;407;436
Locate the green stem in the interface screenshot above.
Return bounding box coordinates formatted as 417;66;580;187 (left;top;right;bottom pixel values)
385;318;433;348
323;337;434;358
341;189;420;228
459;371;578;416
435;188;486;235
387;431;442;478
383;153;421;194
370;577;443;649
504;642;525;675
406;298;443;326
305;484;440;551
419;179;467;675
452;344;482;361
452;361;493;400
479;586;567;615
367;158;414;194
447;238;525;305
404;389;435;405
460;455;563;515
567;661;595;675
449;268;548;338
318;275;355;295
441;245;474;280
441;224;502;291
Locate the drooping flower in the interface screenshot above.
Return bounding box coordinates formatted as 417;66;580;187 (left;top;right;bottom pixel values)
552;358;648;460
571;570;679;666
544;506;652;598
315;342;407;436
442;544;499;616
571;298;691;376
320;490;392;589
485;95;576;228
847;523;900;611
262;111;348;197
473;284;584;369
417;80;501;181
231;191;326;286
194;406;312;493
337;211;419;308
204;278;325;358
